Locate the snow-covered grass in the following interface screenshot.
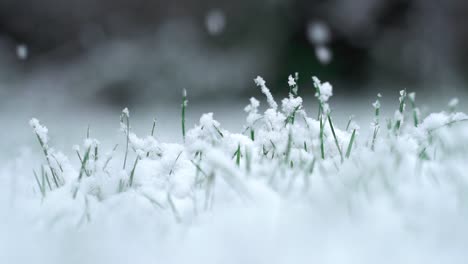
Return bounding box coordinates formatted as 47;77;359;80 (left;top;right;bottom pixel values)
2;75;468;263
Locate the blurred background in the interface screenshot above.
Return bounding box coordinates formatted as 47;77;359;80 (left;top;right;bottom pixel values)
1;0;468;149
1;0;468;103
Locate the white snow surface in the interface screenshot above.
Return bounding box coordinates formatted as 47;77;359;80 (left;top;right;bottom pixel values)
1;76;468;264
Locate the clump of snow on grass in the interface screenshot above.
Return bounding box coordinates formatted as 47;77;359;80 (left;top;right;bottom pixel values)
255;76;277;110
29;118;49;145
244;97;261;127
288;75;296;87
312;76;333;102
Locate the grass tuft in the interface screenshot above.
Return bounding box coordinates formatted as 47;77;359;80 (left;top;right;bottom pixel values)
182;89;188;142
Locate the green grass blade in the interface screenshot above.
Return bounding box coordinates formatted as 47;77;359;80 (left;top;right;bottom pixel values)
129;156;140;187
328;115;343;162
346;129;357;158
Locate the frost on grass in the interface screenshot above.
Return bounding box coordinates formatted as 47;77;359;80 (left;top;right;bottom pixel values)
29;118;49;145
2;75;468;263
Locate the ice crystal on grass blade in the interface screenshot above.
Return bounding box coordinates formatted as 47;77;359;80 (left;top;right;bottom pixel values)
255;76;277;110
244;97;261;140
281;96;303;116
288;75;296;87
312;76;333;114
288;73;299;96
312;77;333;103
244;97;260;125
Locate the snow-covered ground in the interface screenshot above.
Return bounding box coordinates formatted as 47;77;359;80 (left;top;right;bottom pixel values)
1;76;468;264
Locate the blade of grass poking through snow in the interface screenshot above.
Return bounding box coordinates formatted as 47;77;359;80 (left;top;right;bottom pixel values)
284;129;292;164
74;145;83;163
244;97;260;141
319;115;325;159
33;170;45;198
151;118;156;136
29;119;61;188
235;144;241;166
269;140;277;159
120;108;130;169
213;124;224;138
207;172;217;210
346;129;357;158
147;118;157;157
51;154;64;173
41;165;52;191
408;92;419;127
345;115;354;131
94;144;99;164
129;156;140;187
169;151;183;176
167;193;182;223
395;89;407;133
255;76;278;110
371;94;381;151
288;72;299;96
182;89;188;142
312;76;333;159
78;146;91;181
245;147;251;173
103;144;118;171
285;105;301;125
327;115;343;162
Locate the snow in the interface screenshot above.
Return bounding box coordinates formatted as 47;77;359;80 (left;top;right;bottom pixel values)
399;89;407;103
312;76;333;103
29;118;49;145
312;76;333;113
288;75;296;87
281;95;303;116
255;76;278;110
3;75;468;263
372;100;381;109
122;107;130;117
244;97;261;127
394;110;404;122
